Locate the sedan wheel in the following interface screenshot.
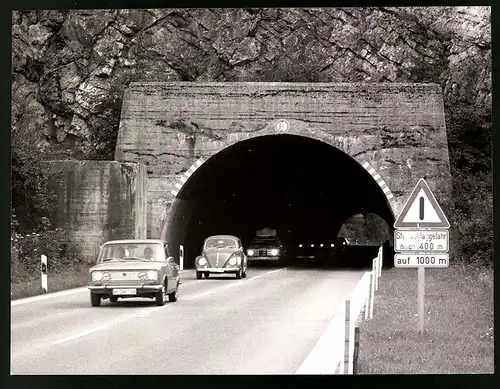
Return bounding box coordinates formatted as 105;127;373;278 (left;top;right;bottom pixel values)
168;283;179;302
155;286;166;306
110;296;118;303
90;292;101;307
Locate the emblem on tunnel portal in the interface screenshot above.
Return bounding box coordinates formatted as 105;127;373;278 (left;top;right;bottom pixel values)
275;119;289;133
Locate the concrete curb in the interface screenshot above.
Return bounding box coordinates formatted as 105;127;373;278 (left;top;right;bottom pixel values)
11;269;192;306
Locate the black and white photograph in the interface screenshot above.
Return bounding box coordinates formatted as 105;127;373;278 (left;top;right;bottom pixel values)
10;5;493;376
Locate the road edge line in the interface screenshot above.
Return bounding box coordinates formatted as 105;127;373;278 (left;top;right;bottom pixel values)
11;269;193;306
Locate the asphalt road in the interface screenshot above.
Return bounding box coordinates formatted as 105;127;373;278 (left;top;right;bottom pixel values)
11;266;364;374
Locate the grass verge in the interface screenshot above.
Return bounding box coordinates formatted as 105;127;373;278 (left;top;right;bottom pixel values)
11;266;89;300
358;264;494;374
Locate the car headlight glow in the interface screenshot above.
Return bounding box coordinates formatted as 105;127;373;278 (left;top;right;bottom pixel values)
311;244;314;248
198;257;207;266
343;241;346;245
320;244;324;247
298;244;302;247
228;256;237;266
247;249;254;256
101;272;111;281
147;270;158;280
270;249;279;256
331;244;335;247
92;271;103;281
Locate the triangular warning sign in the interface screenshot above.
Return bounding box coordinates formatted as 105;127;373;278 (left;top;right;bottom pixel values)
394;178;450;228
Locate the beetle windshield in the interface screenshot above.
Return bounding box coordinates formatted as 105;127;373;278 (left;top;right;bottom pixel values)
98;243;165;262
204;238;238;249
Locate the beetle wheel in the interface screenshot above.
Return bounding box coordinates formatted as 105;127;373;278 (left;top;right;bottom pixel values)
196;271;203;279
204;272;210;278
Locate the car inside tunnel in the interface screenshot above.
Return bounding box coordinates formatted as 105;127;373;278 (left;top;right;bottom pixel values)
166;134;395;269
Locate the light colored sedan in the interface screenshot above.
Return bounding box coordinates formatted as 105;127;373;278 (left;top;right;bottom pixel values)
87;239;180;307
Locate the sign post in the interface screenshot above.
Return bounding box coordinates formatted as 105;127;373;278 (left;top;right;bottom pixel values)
41;254;48;293
179;245;184;271
393;178;450;334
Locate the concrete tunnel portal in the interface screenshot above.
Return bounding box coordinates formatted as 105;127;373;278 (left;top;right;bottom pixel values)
163;134;395;268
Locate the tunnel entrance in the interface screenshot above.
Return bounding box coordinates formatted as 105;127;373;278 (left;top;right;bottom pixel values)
338;212;392;246
165;134;395;268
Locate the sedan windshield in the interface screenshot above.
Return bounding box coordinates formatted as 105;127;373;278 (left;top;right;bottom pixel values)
204;238;238;249
98;243;165;262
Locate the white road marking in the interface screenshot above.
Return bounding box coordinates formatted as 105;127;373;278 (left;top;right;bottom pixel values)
189;291;214;299
11;287;88;306
11;270;192;306
250;268;285;280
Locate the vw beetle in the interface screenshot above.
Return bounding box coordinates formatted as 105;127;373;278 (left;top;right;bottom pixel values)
87;239;180;307
195;235;248;279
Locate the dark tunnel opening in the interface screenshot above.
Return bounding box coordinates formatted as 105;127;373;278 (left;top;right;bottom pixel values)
167;134;395;269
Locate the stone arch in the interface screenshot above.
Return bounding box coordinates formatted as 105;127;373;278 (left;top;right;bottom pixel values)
159;132;397;245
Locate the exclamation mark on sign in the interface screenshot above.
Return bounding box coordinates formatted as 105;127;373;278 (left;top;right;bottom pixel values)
419;197;424;220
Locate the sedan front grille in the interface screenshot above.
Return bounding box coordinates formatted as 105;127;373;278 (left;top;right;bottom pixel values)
256;250;277;256
109;271;141;281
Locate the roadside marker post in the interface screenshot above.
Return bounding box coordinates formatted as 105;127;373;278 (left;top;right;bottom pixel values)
393;178;450;334
41;255;48;293
179;245;184;271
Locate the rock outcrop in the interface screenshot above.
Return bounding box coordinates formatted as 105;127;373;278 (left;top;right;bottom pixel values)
11;7;490;160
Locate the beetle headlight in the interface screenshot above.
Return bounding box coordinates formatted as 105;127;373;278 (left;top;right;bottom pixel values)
198;257;207;266
147;270;158;280
247;249;254;256
228;256;237;266
101;272;111;281
92;271;103;281
270;249;279;256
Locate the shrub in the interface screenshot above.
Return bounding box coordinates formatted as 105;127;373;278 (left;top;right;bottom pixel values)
10;216;82;284
11;144;58;233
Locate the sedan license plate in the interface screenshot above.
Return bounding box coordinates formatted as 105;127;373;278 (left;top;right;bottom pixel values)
211;269;224;273
113;288;136;295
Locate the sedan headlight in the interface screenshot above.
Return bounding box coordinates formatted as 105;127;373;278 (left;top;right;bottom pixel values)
198;257;207;266
247;249;254;256
92;271;103;281
101;272;111;281
270;249;279;256
138;272;147;281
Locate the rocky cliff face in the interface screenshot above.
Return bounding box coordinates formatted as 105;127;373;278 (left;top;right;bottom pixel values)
11;7;490;160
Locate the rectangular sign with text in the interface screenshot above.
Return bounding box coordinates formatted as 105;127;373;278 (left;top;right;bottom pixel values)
394;253;449;268
394;229;449;253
